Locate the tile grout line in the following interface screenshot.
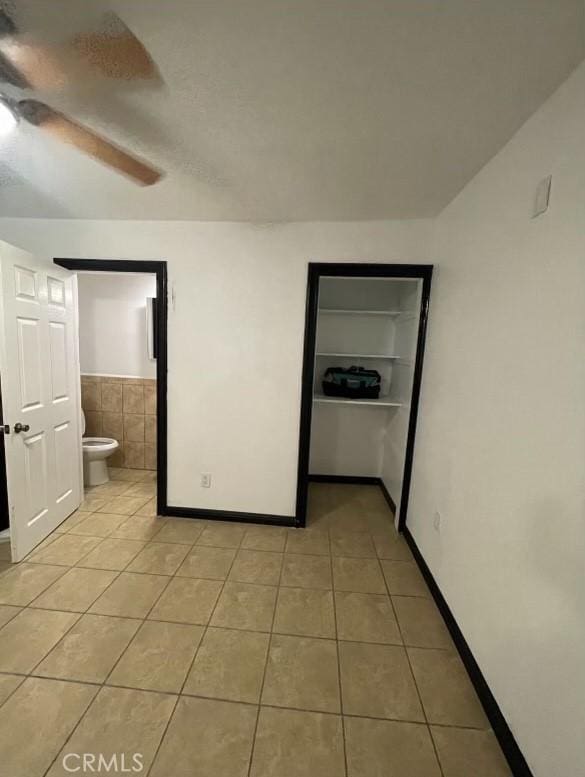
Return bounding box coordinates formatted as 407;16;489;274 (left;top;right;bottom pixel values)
144;523;250;777
328;526;349;777
245;532;285;777
36;480;159;777
377;551;446;777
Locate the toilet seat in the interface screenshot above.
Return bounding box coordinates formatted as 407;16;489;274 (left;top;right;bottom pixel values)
82;437;118;453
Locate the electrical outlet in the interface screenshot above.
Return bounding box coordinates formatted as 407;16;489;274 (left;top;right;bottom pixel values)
201;473;212;488
433;511;441;531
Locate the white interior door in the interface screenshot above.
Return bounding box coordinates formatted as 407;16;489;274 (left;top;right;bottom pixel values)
0;240;82;562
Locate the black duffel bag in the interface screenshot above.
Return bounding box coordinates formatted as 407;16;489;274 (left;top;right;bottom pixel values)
322;366;381;399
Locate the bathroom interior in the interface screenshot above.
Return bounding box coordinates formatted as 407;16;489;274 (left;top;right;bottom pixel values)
78;271;158;496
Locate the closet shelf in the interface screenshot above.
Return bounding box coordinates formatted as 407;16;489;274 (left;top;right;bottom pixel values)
313;394;403;408
315;352;398;359
318;308;410;317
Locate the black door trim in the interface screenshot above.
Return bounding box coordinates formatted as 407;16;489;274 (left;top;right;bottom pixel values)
54;258;168;514
295;262;433;529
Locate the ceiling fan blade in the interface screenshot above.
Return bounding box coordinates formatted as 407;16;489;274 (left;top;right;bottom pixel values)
18;99;163;186
0;10;158;88
0;40;67;89
0;10;66;89
71;12;159;81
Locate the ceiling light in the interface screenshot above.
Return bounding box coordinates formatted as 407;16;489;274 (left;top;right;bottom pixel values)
0;99;17;135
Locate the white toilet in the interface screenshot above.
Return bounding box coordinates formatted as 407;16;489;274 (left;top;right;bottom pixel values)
81;410;119;486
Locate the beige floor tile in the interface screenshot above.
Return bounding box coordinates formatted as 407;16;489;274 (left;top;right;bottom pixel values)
108;620;204;693
126;542;190;575
330;532;376;558
408;648;488;728
335;591;401;644
381;560;429;596
345;716;441;777
197;523;246;548
56;510;91;532
109;467;149;482
242;526;287;552
211;582;277;632
431;726;512;777
78;495;108;513
339;642;424;721
262;634;340;713
90;572;169;618
285;529;330;556
67;512;128;538
155;518;205;544
35;614;140;683
24;533;60;558
149;577;222;624
47;686;176;777
97;495;151;515
332;557;386;594
251;706;345;777
0;673;24;705
229;549;283;585
280;554;332;589
124;482;157;498
110;515;166;540
184;627;269;703
77;538;147;571
0;608;79;673
274;587;336;638
0;603;22;627
29;534;102;566
134;497;157;517
31;567;118;612
150;696;256;777
372;531;413;560
176;545;237;579
0;677;97;777
90;481;135;498
393;596;453;648
0;560;12;575
0;563;67;605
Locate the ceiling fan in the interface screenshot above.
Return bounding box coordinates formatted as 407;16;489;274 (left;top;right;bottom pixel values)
0;7;163;186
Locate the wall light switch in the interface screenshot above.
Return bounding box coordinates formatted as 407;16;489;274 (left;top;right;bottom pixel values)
201;473;211;488
532;175;552;218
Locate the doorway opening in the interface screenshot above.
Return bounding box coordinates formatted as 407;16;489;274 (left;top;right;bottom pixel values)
54;259;168;513
295;263;432;531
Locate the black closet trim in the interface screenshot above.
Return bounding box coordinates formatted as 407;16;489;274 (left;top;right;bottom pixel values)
309;474;380;485
403;527;534;777
296;263;433;529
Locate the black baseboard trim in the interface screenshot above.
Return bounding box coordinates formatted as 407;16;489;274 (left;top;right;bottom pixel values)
163;505;294;527
309;474;397;515
378;479;397;515
308;474;380;485
403;527;533;777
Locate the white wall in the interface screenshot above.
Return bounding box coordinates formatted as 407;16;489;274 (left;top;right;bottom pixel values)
0;219;431;516
408;61;585;777
77;273;157;379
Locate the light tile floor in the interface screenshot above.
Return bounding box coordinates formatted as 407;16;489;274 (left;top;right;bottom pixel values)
0;471;512;777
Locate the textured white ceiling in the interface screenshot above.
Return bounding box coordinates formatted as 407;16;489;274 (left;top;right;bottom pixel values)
0;0;583;220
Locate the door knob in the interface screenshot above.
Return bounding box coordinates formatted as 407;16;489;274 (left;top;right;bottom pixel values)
14;423;30;433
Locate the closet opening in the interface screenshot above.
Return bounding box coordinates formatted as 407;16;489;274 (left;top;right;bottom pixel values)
295;263;432;530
